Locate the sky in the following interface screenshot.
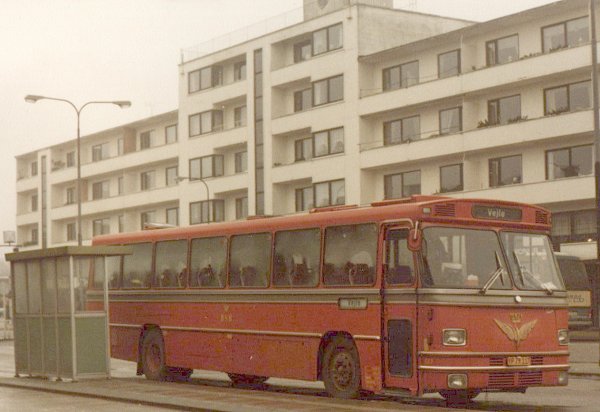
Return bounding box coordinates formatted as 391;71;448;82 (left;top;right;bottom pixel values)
0;0;559;250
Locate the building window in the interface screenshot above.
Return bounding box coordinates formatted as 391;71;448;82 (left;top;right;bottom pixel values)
234;106;247;127
140;171;156;191
552;210;596;244
439;107;462;134
312;23;343;56
383;61;419;91
189;155;224;180
31;227;39;244
188;65;223;93
438;49;460;78
91;143;109;162
166;207;179;226
314;179;345;208
294;88;312;112
546;145;592;180
313;128;344;157
489;155;522;187
165;124;177;144
543;16;589;53
92;218;110;236
295;186;314;211
486;34;519;66
31;161;38;176
66;151;75;167
118;215;124;233
384;116;420;145
235;151;247;173
166;166;178;186
544;81;591;115
66;222;76;241
118;177;124;195
384;171;421;199
488;95;521;125
92;181;110;200
31;194;37;212
312;75;343;106
66;187;75;205
140;211;156;229
140;131;153;150
294;39;312;62
235;197;248;219
117;138;124;156
294;137;313;162
189;110;223;136
440;164;463;193
190;200;225;224
234;61;246;81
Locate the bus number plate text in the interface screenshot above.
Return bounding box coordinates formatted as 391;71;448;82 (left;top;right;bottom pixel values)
338;298;368;310
507;356;531;367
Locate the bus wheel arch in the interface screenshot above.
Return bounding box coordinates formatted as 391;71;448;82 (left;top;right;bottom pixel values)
318;331;361;398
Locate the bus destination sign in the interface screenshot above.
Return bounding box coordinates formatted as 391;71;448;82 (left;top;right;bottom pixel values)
472;205;522;221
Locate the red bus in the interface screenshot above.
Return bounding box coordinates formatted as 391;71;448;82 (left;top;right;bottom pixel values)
90;195;569;402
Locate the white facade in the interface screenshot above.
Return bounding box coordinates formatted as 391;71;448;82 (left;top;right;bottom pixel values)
15;0;600;272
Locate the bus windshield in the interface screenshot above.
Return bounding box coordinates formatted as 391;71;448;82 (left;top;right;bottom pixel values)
422;227;510;289
501;232;564;292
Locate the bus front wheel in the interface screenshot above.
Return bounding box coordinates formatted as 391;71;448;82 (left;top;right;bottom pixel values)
439;389;480;404
141;329;168;381
322;337;361;399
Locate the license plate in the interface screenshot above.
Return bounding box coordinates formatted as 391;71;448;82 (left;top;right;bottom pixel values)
507;356;531;366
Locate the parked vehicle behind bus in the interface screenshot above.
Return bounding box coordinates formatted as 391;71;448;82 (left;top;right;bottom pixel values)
555;253;592;329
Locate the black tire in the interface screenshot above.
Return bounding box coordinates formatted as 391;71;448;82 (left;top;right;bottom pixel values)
439;389;480;404
322;337;361;399
228;373;269;386
141;329;168;381
168;367;193;382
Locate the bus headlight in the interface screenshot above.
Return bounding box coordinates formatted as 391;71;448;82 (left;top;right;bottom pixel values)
558;329;569;346
448;374;468;389
558;371;568;385
443;329;467;346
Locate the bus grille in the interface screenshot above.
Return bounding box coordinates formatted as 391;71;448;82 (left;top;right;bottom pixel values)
535;211;549;224
489;357;504;366
433;203;456;217
531;356;543;366
518;371;542;385
488;372;515;388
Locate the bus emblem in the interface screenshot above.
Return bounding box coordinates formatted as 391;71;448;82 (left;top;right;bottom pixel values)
494;318;537;349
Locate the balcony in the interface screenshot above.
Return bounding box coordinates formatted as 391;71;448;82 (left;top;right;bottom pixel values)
186;80;248;109
15;211;39;226
359;45;591;117
272;155;346;184
360;110;593;170
271;50;346;88
188;126;248;152
16;175;38;193
210;172;249;196
271;102;346;136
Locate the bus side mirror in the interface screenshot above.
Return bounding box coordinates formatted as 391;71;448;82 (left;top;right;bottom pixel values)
408;229;422;251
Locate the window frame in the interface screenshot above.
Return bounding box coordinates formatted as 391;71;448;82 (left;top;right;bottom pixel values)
382;60;419;91
542;16;589;53
294;39;312;63
439;107;462;135
189;199;225;224
311;23;343;57
66;222;76;241
486;34;519;66
235;197;248;220
188;110;224;137
312;127;344;158
384;170;421;199
92;180;110;200
234;60;247;82
189;155;224;180
165;166;178;187
439;164;464;193
140;170;156;191
487;94;521;125
92;218;110;236
140;210;156;229
295;186;314;212
545;144;593;180
489;155;523;187
383;115;421;145
294;88;312;112
312;75;344;107
437;49;461;79
313;179;345;209
140;130;153;150
91;143;109;162
544;80;591;115
165;124;177;144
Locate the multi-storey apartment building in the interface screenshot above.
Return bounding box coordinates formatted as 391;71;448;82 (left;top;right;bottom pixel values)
15;0;600;320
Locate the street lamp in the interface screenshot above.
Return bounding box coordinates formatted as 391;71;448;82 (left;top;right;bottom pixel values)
25;95;131;246
175;175;211;222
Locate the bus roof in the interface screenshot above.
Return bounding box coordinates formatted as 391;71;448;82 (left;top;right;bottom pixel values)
93;195;550;245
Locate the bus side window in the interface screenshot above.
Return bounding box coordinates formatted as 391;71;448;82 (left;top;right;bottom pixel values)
385;229;414;285
92;256;122;289
323;224;378;286
229;233;271;288
189;236;227;288
122;243;153;288
273;228;320;287
154;240;188;288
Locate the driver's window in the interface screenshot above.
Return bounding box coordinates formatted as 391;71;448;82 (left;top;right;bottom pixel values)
385;229;414;285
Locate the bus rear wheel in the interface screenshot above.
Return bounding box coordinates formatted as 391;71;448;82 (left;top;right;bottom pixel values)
228;373;268;386
322;337;361;399
439;389;480;404
141;329;168;381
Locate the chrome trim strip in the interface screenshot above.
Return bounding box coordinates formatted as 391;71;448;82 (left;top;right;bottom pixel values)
419;351;569;357
108;323;379;341
96;288;381;296
419;364;569;372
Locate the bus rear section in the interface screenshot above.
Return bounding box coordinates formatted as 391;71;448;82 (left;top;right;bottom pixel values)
555;253;593;329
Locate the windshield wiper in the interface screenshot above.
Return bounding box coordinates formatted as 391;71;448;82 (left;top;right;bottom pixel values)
480;251;505;295
513;251;553;295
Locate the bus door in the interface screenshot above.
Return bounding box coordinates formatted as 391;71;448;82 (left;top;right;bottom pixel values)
381;226;419;394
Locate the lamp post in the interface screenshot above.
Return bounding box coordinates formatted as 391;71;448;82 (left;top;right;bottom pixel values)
175;175;211;223
25;95;131;246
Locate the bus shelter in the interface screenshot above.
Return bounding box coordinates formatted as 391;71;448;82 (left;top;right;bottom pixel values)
5;246;131;381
